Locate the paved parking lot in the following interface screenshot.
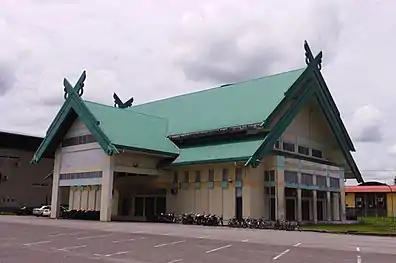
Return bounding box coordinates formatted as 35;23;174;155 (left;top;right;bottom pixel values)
0;216;395;262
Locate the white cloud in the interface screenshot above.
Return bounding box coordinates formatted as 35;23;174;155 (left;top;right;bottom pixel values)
349;104;385;143
1;0;396;184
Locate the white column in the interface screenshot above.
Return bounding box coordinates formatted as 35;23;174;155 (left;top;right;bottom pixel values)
313;190;318;222
339;170;346;221
50;148;62;219
100;156;114;222
297;188;302;222
276;170;285;220
326;191;332;221
332;193;340;220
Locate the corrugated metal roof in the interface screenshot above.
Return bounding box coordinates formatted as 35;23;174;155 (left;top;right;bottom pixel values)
346;185;396;193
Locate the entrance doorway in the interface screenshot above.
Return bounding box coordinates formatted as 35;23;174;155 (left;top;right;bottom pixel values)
286;199;296;221
133;196;167;219
302;199;310;221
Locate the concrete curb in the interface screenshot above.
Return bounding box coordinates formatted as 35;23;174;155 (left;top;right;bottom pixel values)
302;229;396;237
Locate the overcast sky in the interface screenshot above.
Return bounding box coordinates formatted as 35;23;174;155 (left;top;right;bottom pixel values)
0;0;395;184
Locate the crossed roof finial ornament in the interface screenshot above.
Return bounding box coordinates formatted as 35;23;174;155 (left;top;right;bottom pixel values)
304;40;323;71
113;93;134;109
63;71;87;100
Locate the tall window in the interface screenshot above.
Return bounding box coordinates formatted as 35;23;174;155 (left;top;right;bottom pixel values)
195;171;201;182
235;168;243;181
208;169;214;182
173;172;178;183
222;169;229;182
183;171;189;183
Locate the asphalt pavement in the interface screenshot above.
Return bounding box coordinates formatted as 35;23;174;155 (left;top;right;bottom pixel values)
0;216;394;262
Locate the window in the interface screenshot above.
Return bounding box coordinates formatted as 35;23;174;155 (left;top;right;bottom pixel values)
316;175;327;187
235;168;243;181
274;140;280;149
173;172;178;183
312;149;323;158
62;134;95;147
222;169;229;182
282;142;295;152
264;170;276;182
330;177;339;188
208;169;214;182
183;171;189;183
195;171;201;182
298;145;310;155
301;173;314;186
284;171;298;184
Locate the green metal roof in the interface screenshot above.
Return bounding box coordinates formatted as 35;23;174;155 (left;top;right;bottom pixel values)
84;101;179;156
132;68;305;135
171;137;266;166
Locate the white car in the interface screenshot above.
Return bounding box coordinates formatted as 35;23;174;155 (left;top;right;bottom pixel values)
33;205;51;217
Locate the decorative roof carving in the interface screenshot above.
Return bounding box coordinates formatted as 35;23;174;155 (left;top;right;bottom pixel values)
113;93;134;108
304;41;323;71
63;71;86;100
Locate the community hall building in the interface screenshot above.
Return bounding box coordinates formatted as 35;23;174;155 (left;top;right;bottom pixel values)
346;182;396;218
31;42;363;222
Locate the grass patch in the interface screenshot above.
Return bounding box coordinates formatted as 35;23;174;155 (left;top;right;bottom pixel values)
0;212;16;216
302;217;396;235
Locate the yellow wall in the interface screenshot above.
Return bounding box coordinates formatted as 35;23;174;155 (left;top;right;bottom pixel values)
345;193;355;208
387;193;396;217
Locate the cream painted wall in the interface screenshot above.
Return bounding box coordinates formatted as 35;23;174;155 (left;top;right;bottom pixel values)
281;97;346;168
0;148;53;207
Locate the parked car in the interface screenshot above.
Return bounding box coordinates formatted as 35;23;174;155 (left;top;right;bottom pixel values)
33;205;51;217
16;206;35;216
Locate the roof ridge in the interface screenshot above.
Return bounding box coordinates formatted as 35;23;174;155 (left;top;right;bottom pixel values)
83;100;170;123
133;68;306;107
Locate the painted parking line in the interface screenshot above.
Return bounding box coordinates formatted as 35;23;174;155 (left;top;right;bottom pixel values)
205;244;232;254
77;234;112;240
57;245;87;251
23;240;51;246
154;240;186;248
273;249;290;260
49;232;81;237
241;239;249;242
166;259;183;263
94;251;129;257
198;235;211;239
112;237;145;243
293;242;301;247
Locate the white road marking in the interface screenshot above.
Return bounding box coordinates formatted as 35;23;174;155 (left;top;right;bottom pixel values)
205;244;232;254
293;242;301;247
49;232;80;237
94;251;129;257
356;247;360;252
77;234;112;240
241;239;249;242
23;240;51;246
357;255;362;263
154;240;185;248
166;259;183;263
105;251;129;257
198;235;211;239
273;249;291;260
112;237;145;243
57;245;87;251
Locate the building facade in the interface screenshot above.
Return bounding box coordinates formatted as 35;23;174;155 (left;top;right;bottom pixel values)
0;131;54;211
32;42;362;222
346;183;396;218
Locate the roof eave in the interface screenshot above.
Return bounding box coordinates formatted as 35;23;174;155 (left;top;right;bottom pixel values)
115;145;179;158
169;156;251;167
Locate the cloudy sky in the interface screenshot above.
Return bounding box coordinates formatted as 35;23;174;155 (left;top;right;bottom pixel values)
0;0;395;184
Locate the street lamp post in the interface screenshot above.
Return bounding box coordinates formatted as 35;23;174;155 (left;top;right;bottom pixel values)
385;184;395;232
